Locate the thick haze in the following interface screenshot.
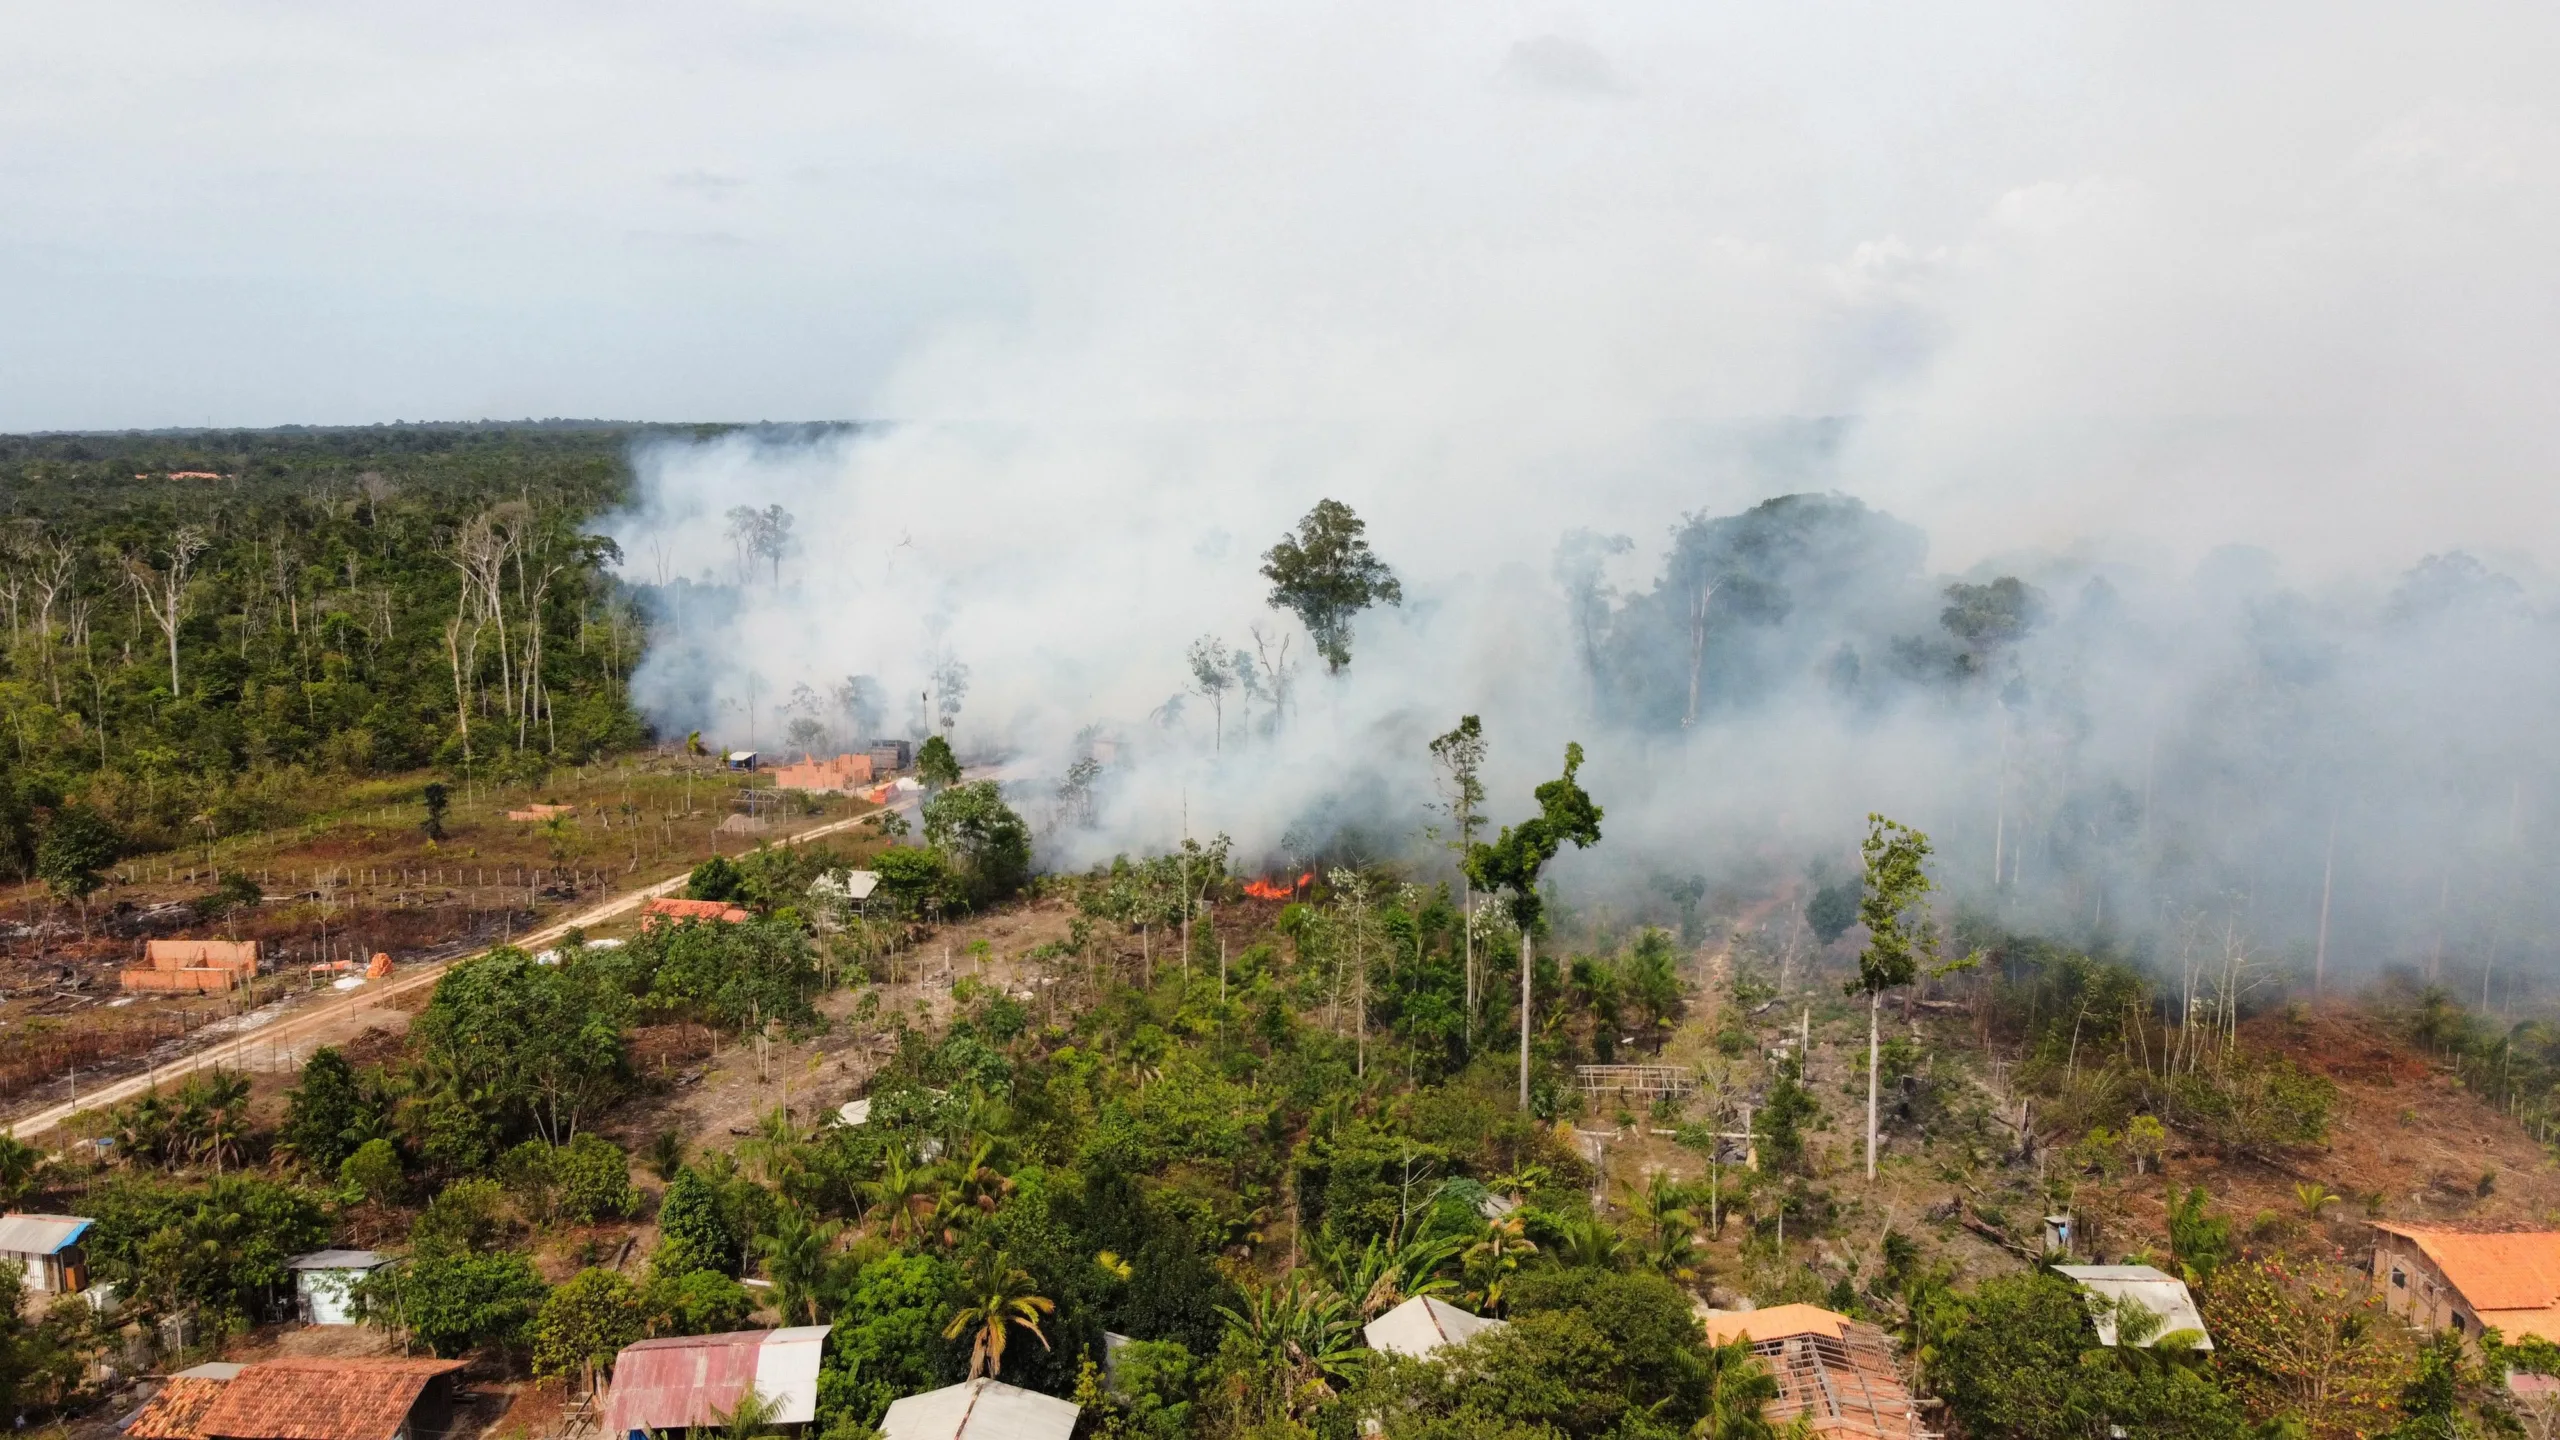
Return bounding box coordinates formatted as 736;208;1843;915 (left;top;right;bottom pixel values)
17;2;2560;979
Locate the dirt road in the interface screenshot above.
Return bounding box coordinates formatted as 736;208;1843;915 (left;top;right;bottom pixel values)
6;801;907;1144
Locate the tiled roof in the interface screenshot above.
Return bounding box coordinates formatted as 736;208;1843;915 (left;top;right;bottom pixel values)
2375;1224;2560;1312
1702;1304;1854;1346
195;1357;462;1440
126;1376;230;1439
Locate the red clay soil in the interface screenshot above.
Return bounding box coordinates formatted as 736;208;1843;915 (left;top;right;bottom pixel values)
2112;1002;2560;1250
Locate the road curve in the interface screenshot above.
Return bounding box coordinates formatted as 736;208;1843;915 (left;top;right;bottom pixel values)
6;800;906;1143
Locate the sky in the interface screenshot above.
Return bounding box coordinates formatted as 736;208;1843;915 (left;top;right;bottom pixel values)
6;1;2559;572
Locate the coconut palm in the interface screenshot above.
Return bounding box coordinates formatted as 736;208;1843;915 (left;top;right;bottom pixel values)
1462;1214;1537;1313
943;1249;1055;1380
755;1201;843;1325
861;1155;939;1245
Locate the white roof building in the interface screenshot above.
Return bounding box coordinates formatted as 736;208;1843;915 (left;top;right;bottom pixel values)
1362;1296;1505;1359
2054;1264;2213;1349
881;1379;1079;1440
287;1249;390;1326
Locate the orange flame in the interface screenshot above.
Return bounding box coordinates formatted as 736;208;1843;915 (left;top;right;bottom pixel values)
1242;872;1313;901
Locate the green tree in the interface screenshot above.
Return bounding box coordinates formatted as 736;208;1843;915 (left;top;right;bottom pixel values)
687;854;746;903
412;947;632;1145
1805;875;1859;946
35;806;118;937
656;1166;745;1277
639;1268;756;1336
555;1133;640;1223
813;1251;961;1432
422;781;450;841
921;782;1032;903
532;1268;642;1395
1463;743;1604;1110
279;1046;379;1173
1928;1272;2246;1440
916;735;963;790
943;1249;1055;1380
1847;814;1931;1181
755;1201;843;1326
366;1251;547;1358
1260;498;1403;674
339;1138;406;1207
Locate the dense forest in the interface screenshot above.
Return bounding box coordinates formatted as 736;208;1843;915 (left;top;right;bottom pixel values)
0;425;662;870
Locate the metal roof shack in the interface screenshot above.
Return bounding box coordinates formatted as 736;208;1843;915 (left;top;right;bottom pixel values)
287;1249;390;1326
603;1326;830;1438
2372;1222;2560;1345
2053;1264;2212;1349
880;1378;1079;1440
0;1213;92;1293
1362;1296;1505;1359
1703;1305;1934;1440
194;1357;464;1440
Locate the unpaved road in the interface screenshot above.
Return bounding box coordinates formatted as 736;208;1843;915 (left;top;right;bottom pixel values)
7;799;913;1144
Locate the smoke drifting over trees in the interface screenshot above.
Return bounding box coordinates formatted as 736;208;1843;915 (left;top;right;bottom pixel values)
606;426;2560;991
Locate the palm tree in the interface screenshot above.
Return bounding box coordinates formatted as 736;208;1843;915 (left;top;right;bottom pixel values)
1698;1335;1783;1440
861;1155;940;1245
1325;1231;1464;1320
711;1384;786;1440
1622;1172;1701;1282
1462;1215;1537;1313
756;1201;843;1326
1215;1273;1362;1421
943;1250;1055;1380
736;1106;808;1193
1548;1212;1628;1271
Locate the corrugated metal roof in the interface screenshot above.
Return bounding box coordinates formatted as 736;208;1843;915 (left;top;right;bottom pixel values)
2374;1224;2560;1312
195;1357;461;1440
285;1250;387;1272
0;1214;92;1255
603;1326;830;1435
1362;1296;1505;1358
881;1379;1079;1440
2054;1265;2213;1350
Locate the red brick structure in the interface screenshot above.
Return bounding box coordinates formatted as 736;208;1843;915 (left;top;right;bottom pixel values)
641;896;750;929
122;939;260;994
774;753;875;793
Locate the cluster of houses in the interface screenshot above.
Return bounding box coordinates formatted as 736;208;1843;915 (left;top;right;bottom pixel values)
8;1207;2538;1440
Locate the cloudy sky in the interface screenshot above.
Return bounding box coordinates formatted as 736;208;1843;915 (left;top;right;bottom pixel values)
5;1;2557;568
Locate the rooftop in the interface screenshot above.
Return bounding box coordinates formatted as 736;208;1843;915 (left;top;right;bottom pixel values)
2374;1223;2560;1312
603;1326;830;1435
0;1214;92;1255
286;1250;388;1272
1704;1306;1932;1440
1363;1296;1505;1359
194;1356;463;1440
881;1378;1080;1440
2053;1265;2212;1349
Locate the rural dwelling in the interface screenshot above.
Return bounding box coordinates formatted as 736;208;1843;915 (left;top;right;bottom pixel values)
880;1378;1079;1440
2372;1221;2560;1344
603;1326;830;1439
641;896;750;928
774;753;874;793
725;751;760;771
124;1363;244;1440
288;1249;389;1325
1702;1304;1933;1440
0;1213;91;1294
1362;1296;1505;1359
122;940;260;995
867;740;912;771
189;1357;464;1440
2053;1265;2212;1349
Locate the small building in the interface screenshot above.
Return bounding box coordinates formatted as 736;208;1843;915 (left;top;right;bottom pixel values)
506;802;577;823
1362;1296;1505;1359
2372;1222;2560;1344
603;1326;830;1438
867;741;913;772
122;940;260;995
880;1378;1079;1440
641;897;751;929
0;1214;92;1294
725;751;760;772
191;1357;465;1440
2053;1264;2212;1349
1702;1304;1931;1439
774;753;875;794
288;1249;390;1326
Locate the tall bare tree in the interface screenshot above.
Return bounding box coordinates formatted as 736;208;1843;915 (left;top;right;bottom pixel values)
124;525;208;698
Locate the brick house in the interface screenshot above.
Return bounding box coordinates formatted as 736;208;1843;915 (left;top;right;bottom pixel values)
2371;1221;2560;1344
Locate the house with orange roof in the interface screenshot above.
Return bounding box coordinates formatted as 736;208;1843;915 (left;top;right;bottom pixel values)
2372;1221;2560;1345
641;896;750;929
1701;1304;1933;1439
